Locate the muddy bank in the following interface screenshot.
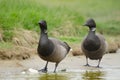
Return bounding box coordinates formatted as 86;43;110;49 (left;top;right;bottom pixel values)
0;29;38;60
0;29;120;60
0;46;36;60
0;44;119;60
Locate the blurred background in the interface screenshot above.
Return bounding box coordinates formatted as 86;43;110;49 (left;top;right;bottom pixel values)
0;0;120;59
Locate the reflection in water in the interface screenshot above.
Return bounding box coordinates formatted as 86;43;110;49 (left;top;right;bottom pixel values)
1;69;120;80
39;73;69;80
82;70;106;80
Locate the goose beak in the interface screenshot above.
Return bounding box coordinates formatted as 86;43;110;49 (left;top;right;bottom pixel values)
83;23;87;26
38;20;46;25
38;21;41;25
38;20;46;27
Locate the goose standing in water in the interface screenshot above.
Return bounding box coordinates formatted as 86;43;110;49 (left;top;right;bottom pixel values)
37;20;70;72
81;18;107;67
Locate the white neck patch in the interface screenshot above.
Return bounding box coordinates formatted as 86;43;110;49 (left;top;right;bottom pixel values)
91;28;96;31
44;30;48;33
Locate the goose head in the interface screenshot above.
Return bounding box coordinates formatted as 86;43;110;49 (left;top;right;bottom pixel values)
38;20;47;33
83;18;96;31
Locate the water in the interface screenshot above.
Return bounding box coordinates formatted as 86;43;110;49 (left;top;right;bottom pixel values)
0;67;120;80
1;53;120;80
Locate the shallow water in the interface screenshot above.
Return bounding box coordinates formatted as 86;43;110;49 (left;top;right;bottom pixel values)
0;53;120;80
0;67;120;80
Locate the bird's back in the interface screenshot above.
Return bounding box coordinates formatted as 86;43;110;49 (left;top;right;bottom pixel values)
41;38;70;62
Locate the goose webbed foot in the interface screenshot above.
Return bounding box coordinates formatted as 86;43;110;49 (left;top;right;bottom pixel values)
38;61;48;73
84;57;90;67
96;65;100;68
38;68;48;73
96;59;102;68
53;63;59;73
96;65;102;68
84;64;90;67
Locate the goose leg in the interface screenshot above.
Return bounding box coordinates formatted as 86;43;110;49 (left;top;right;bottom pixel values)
84;56;90;66
54;62;59;73
39;61;48;73
97;58;101;68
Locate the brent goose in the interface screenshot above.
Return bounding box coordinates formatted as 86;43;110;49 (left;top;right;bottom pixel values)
81;18;107;67
37;20;70;72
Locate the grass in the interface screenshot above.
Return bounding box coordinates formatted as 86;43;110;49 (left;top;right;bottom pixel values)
0;42;13;49
0;0;120;43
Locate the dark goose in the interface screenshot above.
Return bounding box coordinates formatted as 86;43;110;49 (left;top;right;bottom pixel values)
81;18;107;67
37;20;70;72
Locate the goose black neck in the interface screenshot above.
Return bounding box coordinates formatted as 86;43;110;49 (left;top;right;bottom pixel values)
40;31;48;42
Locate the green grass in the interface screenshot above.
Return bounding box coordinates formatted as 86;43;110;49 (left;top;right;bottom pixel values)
0;0;120;42
0;42;13;49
